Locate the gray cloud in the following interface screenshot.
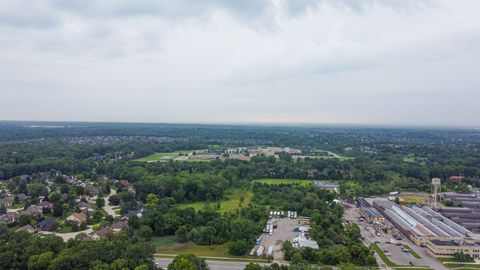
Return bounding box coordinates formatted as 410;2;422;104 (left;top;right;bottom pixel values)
0;0;479;126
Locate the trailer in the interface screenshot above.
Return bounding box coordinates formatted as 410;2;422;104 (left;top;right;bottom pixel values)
256;245;265;256
267;246;274;256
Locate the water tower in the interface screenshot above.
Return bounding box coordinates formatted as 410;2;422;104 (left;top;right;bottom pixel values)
431;178;441;208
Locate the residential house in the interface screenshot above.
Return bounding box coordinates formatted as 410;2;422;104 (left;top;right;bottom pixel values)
24;205;44;217
78;235;93;241
67;212;88;224
93;227;114;240
77;201;95;214
86;186;100;196
39;201;54;210
0;197;14;207
111;220;128;232
17;193;28;201
0;212;20;224
37;219;55;232
16;224;35;233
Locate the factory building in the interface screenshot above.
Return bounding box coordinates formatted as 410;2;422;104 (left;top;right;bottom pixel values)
373;200;479;258
435;193;480;233
359;206;385;223
426;238;480;258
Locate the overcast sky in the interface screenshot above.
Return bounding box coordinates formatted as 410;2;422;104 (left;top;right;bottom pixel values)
1;0;480;126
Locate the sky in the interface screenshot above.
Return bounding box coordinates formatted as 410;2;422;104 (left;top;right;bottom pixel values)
1;0;480;127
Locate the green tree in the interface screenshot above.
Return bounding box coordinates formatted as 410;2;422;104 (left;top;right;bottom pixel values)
96;197;105;208
27;251;54;270
175;225;189;243
228;240;249;256
137;225;153;241
244;263;262;270
168;254;208;270
129;215;141;230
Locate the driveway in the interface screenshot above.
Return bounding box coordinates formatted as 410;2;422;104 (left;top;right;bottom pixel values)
103;189;119;217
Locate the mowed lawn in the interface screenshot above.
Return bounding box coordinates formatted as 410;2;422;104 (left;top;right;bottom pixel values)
156;241;231;257
253;178;312;186
134;150;206;162
175;190;253;213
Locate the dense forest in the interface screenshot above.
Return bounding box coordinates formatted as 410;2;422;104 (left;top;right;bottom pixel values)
1;122;480;269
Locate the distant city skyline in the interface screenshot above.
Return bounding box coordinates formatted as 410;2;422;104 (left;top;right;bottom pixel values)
1;0;480;126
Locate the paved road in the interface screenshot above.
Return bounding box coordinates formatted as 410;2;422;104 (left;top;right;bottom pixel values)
38;226;93;241
155;258;269;270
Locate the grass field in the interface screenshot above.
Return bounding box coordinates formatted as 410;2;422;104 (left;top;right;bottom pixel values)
401;195;427;205
175;190;253;213
135;149;206;162
156;241;231;257
443;264;480;269
152;236;268;262
252;178;313;186
151;236;177;248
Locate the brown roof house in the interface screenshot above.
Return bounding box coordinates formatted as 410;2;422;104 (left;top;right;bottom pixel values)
67;212;88;224
39;201;54;210
24;205;44;217
92;227;114;240
111;220;128;232
16;224;36;233
17;193;28;201
0;197;14;207
0;212;20;224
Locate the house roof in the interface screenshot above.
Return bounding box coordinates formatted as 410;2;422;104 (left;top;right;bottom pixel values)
95;227;114;237
25;205;43;215
69;212;87;223
39;201;54;208
38;219;55;229
16;224;35;232
111;221;128;230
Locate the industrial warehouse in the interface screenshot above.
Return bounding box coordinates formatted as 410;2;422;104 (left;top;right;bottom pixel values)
373;200;480;258
437;193;480;232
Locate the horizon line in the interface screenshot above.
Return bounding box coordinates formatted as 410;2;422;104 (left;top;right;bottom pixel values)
0;119;479;130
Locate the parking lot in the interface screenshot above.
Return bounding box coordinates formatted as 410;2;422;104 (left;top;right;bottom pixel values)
254;218;300;260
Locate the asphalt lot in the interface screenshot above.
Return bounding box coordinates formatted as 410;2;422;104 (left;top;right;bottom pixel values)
343;201;448;270
254;217;299;260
